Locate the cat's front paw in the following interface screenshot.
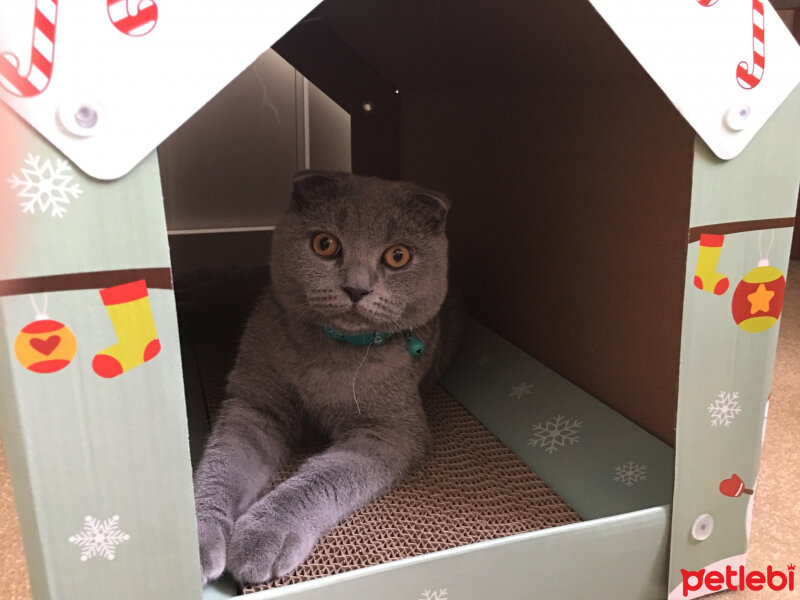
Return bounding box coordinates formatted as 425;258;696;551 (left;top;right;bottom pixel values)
196;516;231;586
226;509;318;584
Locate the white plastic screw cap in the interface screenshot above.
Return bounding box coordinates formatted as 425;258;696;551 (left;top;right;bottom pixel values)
58;97;105;137
724;105;751;132
691;513;714;541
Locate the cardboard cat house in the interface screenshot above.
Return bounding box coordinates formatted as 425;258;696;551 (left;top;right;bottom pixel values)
1;1;800;599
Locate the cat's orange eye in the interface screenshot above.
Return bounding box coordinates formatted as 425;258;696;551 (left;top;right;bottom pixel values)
383;245;412;269
312;233;340;258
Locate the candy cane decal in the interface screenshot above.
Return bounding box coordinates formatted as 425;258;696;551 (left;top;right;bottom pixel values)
735;0;765;89
697;0;765;90
107;0;159;37
0;0;58;97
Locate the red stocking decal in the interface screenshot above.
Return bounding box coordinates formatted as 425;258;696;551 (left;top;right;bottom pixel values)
693;233;729;295
0;0;58;97
736;0;765;89
92;280;161;379
107;0;159;37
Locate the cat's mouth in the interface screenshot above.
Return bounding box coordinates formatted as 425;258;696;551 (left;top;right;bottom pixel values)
305;289;405;333
321;304;401;334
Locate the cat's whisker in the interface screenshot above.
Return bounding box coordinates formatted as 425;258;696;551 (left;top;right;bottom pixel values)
411;321;440;354
271;308;307;328
290;310;318;330
273;307;315;332
363;308;401;326
351;342;374;415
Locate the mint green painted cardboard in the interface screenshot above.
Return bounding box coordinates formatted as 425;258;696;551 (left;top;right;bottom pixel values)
0;110;202;599
1;109;173;280
690;86;800;229
208;507;670;600
668;85;800;596
441;319;675;521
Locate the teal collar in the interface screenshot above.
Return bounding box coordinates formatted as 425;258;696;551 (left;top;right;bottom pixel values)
323;326;426;357
324;326;392;346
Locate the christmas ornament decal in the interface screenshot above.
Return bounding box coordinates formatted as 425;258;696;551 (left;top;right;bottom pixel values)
93;280;161;378
731;232;785;333
719;474;754;498
15;319;77;373
731;261;785;333
13;295;76;374
693;233;729;295
0;0;59;97
107;0;158;37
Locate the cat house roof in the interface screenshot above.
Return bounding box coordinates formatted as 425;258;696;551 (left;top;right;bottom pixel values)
1;0;799;180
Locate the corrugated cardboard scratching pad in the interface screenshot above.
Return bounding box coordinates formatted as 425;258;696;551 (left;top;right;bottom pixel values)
244;387;581;593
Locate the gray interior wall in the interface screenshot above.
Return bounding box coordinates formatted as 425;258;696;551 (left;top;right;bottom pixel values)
401;79;695;446
308;80;352;175
158;50;351;274
159;50;352;235
159;50;301;233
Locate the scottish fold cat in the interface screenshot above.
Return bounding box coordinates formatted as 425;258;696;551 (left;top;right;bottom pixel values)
193;171;458;585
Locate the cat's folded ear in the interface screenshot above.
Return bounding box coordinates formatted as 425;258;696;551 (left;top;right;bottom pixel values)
408;187;450;233
291;170;347;214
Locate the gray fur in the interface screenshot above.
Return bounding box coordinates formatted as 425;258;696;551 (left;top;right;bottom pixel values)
193;171;457;585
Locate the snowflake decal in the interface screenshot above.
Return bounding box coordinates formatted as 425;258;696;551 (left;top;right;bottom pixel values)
419;590;448;600
613;461;647;487
8;153;83;217
528;414;582;454
68;515;130;561
509;381;534;399
708;391;742;428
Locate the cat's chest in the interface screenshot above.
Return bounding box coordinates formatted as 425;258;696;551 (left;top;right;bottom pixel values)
283;339;422;416
292;342;409;392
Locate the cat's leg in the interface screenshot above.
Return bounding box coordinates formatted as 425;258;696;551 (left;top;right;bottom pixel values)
226;420;427;583
194;396;300;585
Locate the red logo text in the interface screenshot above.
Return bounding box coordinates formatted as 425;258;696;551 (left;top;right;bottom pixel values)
681;564;795;596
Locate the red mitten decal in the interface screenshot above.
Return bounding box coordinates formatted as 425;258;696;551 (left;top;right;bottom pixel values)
719;474;754;498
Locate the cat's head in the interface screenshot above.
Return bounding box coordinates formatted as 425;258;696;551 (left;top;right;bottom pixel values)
270;171;450;334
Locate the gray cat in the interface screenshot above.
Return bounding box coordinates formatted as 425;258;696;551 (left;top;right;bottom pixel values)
193;170;458;585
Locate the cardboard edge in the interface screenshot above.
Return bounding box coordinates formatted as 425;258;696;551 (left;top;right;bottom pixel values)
231;506;671;600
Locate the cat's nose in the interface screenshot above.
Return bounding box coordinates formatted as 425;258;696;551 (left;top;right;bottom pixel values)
342;286;371;303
